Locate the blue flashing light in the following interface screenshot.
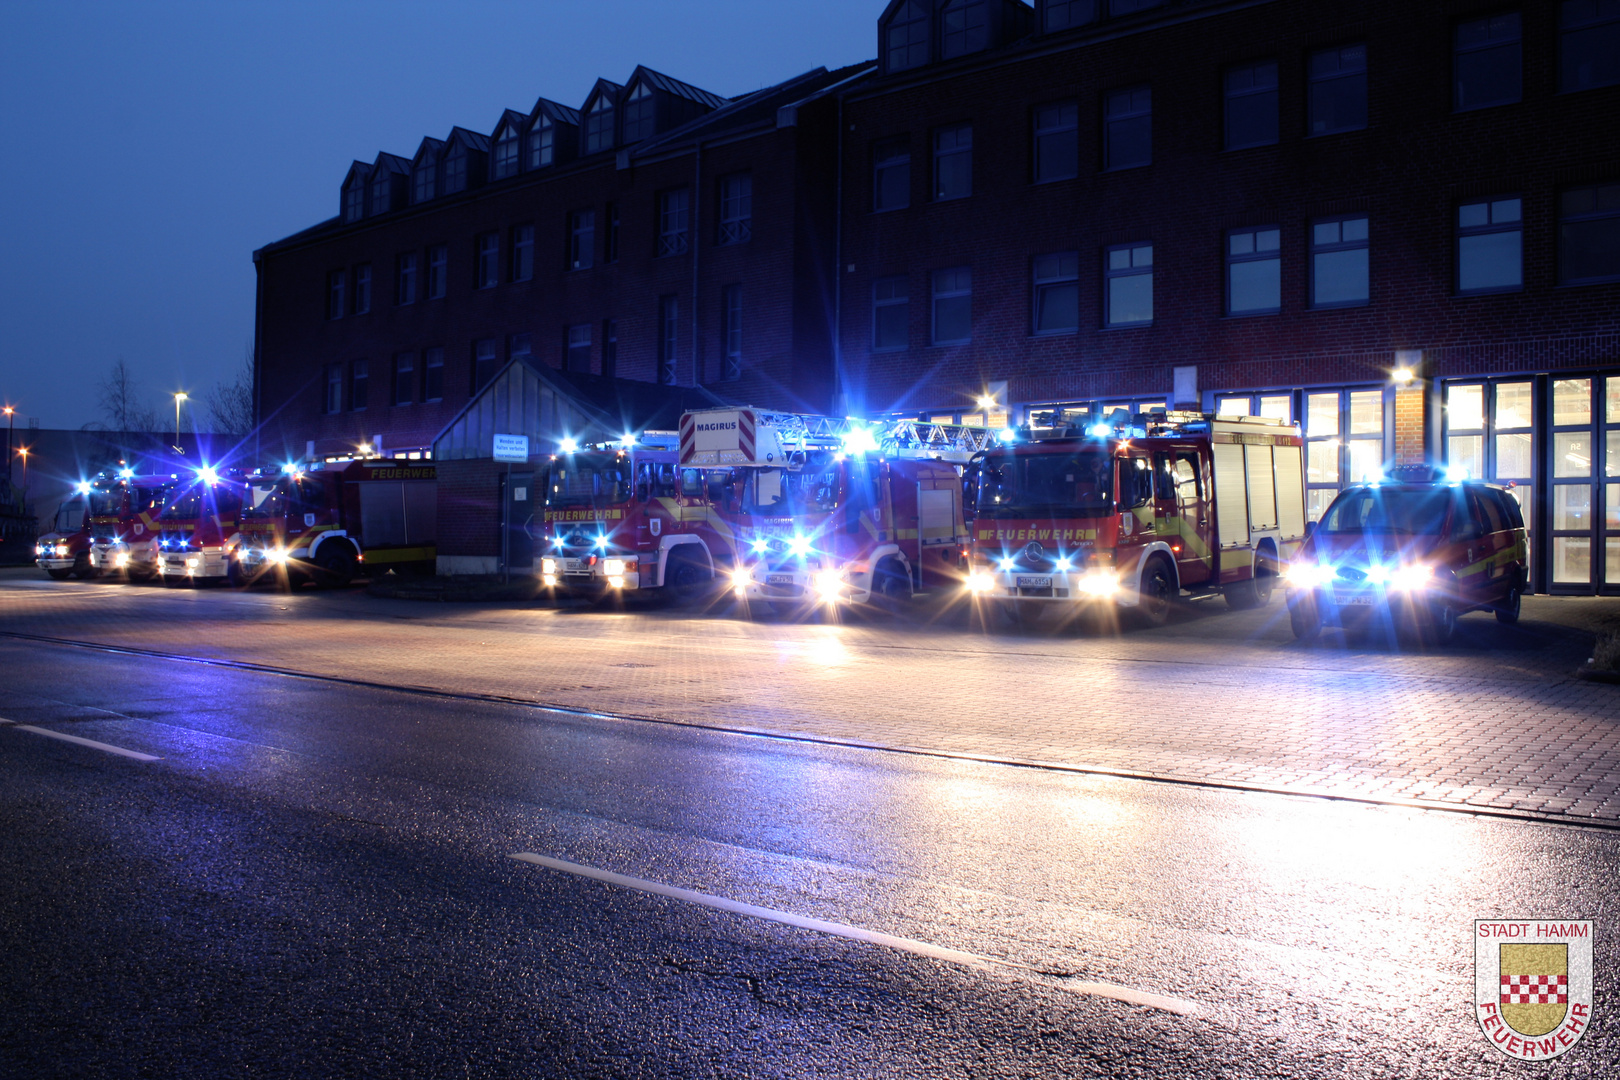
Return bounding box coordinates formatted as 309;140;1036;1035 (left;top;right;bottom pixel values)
559;437;579;453
118;468;134;480
842;427;880;456
75;481;93;495
997;556;1017;571
198;466;220;485
787;535;812;558
996;428;1018;443
1087;423;1113;439
282;462;299;474
1445;465;1470;483
593;535;610;550
619;433;636;448
750;538;770;555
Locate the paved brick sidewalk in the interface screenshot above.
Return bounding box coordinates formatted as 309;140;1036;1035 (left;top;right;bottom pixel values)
3;570;1619;822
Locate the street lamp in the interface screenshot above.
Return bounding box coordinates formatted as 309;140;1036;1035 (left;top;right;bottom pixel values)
174;392;188;447
16;446;27;492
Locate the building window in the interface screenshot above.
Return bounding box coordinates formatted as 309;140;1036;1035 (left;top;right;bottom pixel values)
1227;227;1281;314
1308;44;1368;136
1304;388;1385;519
939;0;987;59
931;267;972;345
326;270;346;320
324;364;343;414
426;244;447;299
1551;378;1597;585
413;158;436;204
493;122;520;179
1044;0;1097;33
511;225;533;282
1443;381;1533;534
658;296;679;384
718;174;752;245
602;319;618;379
423;348;444;402
395;253;417;306
509;333;532;366
350;359;369;411
477;233;499;289
657;189;689;257
1225;60;1278;150
1457;197;1523;293
1104;243;1153;326
584;94;614;154
1561;0;1620;92
393;353;414;406
443;144;467;194
1559;183;1620;284
605;203;620;263
873;276;909;350
933;124;972;200
528;117;554;169
1103;86;1151;170
722;284;743;381
1310;216;1370;307
622;82;655;142
1033;102;1079;183
472;339;497;393
370;173;393;215
566;324;592;372
874;137;911;211
1110;0;1164;12
1455;13;1522;110
343;183;364;223
570;210;596;270
1032;253;1080;334
886;0;930;72
352;264;371;315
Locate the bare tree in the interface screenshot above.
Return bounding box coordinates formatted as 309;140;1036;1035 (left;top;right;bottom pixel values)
96;359;160;432
204;344;256;435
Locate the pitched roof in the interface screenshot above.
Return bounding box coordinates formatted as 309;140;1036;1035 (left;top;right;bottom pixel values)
445;125;491;153
411;136;445;165
491;109;528;141
341;160;371;188
625;65;728;110
530;96;581;128
371;152;411;176
583;77;624;111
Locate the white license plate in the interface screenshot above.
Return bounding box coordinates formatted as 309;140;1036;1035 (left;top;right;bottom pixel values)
1017;576;1053;589
1337;592;1375;606
767;574;795;585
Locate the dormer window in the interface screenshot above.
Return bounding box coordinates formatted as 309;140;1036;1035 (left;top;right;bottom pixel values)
443;144;467;194
1043;0;1097;32
886;0;930;72
939;0;987;59
528;117;554;169
493;123;520;179
622;82;655;143
343;182;365;223
413;158;436;203
370;174;392;215
584;94;614;155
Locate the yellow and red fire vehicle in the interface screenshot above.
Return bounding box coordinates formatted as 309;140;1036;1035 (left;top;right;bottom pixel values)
87;469;177;581
155;466;246;586
965;409;1308;626
234;458;437;587
540;432;738;596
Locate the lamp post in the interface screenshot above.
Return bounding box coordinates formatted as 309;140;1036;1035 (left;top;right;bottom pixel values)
3;406;13;484
16;446;27;492
173;392;188;449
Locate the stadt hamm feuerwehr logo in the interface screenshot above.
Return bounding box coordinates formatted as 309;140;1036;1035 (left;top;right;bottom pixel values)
1475;919;1593;1061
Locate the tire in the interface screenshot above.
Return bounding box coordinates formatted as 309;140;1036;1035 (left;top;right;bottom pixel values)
1426;600;1458;645
666;555;710;591
227;557;247;588
1495;579;1522;625
871;560;913;615
46;567;71;580
316;542;357;588
1288;590;1321;641
1225;550;1276;610
71;553;98;580
1136;557;1175;628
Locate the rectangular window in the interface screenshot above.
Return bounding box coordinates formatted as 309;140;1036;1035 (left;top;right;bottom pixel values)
1455;12;1522;110
605;203;620;263
413;161;435;204
722;284;743;380
1110;0;1163;12
1033;102;1079;183
658;296;679;384
941;0;988;59
352;264;371;314
1457;197;1523;293
1310;216;1370;307
718;174;753;245
602;319;618;379
324;363;343;414
874;137;911;211
570;209;596;270
423;348;444;402
1560;182;1620;284
510;225;533;282
327;270;345;320
395;252;417;306
873;276;909;351
443;146;467;194
931;267;972;345
1105;243;1153;326
933;124;972;201
350;359;369;411
1032;253;1080;334
476;233;499;289
1308;44;1368;136
528;119;554;169
493;127;520;179
1561;0;1620;92
886;0;929;72
584;99;614;154
343;184;364;223
393;353;414;407
1104;86;1151;170
472;339;497;393
1225;60;1279;150
1227;227;1281;314
509;332;532;366
371;174;393;215
566;324;592;373
427;245;447;299
1043;0;1097;32
657;189;689;257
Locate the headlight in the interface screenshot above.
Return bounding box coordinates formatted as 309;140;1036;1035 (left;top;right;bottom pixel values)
267;548;288;564
1078;571;1119;597
115;552;130;567
541;558;557;575
603;558;626;576
967;571;996;593
55;545;69;557
730;567;752;594
814;570;845;601
1286;561;1337;588
185;557;200;569
1388;564;1432;591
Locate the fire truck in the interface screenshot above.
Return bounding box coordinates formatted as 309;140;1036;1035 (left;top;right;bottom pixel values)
87;469;177;580
234;459;437;587
35;487;93;580
965;409;1307;626
539;431;737;596
155;466;246;585
678;408;994;610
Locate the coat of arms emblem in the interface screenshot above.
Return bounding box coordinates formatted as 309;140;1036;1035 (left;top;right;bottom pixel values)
1474;919;1593;1060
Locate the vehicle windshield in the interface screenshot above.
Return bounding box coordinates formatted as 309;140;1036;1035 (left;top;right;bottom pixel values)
547;455;630;508
56;500;86;532
159;487;242;522
740;460;841;516
975;448;1114;518
1318;486;1454;535
88;490;122;516
240;483;286;521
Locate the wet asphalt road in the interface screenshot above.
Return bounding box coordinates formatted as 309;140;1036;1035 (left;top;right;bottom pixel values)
2;636;1618;1078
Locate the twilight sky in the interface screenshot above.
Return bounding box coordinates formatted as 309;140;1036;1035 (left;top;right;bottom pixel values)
0;0;877;432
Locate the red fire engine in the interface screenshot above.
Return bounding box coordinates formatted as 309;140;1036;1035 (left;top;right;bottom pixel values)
234;459;437;587
678;409;993;611
87;469;177;580
35;487;94;580
155;466;246;585
965;409;1307;626
540;431;736;596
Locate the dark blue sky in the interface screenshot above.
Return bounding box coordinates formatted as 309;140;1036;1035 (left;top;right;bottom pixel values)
0;0;877;432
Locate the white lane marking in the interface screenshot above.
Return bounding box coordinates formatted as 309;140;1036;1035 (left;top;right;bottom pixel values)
6;722;161;761
510;852;1199;1016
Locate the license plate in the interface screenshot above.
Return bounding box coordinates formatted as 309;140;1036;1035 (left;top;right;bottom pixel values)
767;574;795;585
1337;592;1375;606
1016;576;1053;589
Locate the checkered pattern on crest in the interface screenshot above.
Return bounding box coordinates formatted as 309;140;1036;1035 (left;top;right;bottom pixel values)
1500;974;1568;1005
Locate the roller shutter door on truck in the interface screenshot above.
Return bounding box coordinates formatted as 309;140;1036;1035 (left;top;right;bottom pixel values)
1211;442;1249;548
1246;443;1277;532
1273;443;1306;539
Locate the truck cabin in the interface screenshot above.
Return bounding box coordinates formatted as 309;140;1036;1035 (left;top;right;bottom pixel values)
241;471;329;534
157;474;243;548
736;452;886;555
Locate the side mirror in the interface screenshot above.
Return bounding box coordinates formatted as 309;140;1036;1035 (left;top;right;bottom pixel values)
1303;520;1317;541
635;482;650;501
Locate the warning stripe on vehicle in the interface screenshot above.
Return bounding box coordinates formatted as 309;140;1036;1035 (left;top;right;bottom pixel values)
739;410;756;461
679;413;696;464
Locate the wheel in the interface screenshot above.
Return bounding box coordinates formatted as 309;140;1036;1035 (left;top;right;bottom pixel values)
71;553;98;580
1224;554;1275;610
1137;557;1175;628
871;561;913;614
1287;590;1321;641
46;567;71;580
666;556;710;590
1495;580;1522;625
316;543;357;588
227;557;247;588
1425;600;1458;645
